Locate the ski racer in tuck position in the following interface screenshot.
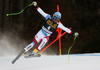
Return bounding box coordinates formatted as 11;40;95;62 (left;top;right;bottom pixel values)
23;1;79;55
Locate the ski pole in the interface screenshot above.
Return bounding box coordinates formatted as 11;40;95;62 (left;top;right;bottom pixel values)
68;36;77;63
7;4;32;16
39;28;71;54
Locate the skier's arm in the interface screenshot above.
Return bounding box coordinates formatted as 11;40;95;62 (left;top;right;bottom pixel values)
36;7;49;18
32;1;50;19
58;23;72;34
58;22;79;37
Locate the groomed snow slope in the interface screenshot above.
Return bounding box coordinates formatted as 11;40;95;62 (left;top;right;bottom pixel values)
0;53;100;70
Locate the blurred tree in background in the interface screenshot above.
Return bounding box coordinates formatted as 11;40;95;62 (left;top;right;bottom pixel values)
0;0;100;54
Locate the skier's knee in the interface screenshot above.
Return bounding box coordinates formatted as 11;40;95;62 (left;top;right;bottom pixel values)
42;38;48;43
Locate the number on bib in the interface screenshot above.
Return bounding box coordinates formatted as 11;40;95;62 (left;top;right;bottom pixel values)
47;26;51;30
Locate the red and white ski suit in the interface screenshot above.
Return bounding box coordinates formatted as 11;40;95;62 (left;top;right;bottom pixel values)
24;7;72;53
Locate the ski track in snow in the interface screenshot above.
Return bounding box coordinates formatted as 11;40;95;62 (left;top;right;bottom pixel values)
0;53;100;70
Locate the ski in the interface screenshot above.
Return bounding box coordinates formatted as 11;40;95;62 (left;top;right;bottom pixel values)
11;49;25;64
24;54;41;58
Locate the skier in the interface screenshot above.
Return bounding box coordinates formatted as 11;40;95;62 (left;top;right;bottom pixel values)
23;1;79;55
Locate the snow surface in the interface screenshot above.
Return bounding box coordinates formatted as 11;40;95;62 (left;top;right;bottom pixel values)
0;53;100;70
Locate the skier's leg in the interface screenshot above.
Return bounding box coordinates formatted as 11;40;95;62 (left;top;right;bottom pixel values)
23;37;38;54
23;30;44;54
32;36;49;54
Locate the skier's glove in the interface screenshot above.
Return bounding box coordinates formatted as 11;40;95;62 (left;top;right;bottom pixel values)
32;1;37;6
74;32;79;37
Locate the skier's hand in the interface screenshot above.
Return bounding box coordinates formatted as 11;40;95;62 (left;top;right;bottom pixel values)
32;1;37;6
74;32;79;37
